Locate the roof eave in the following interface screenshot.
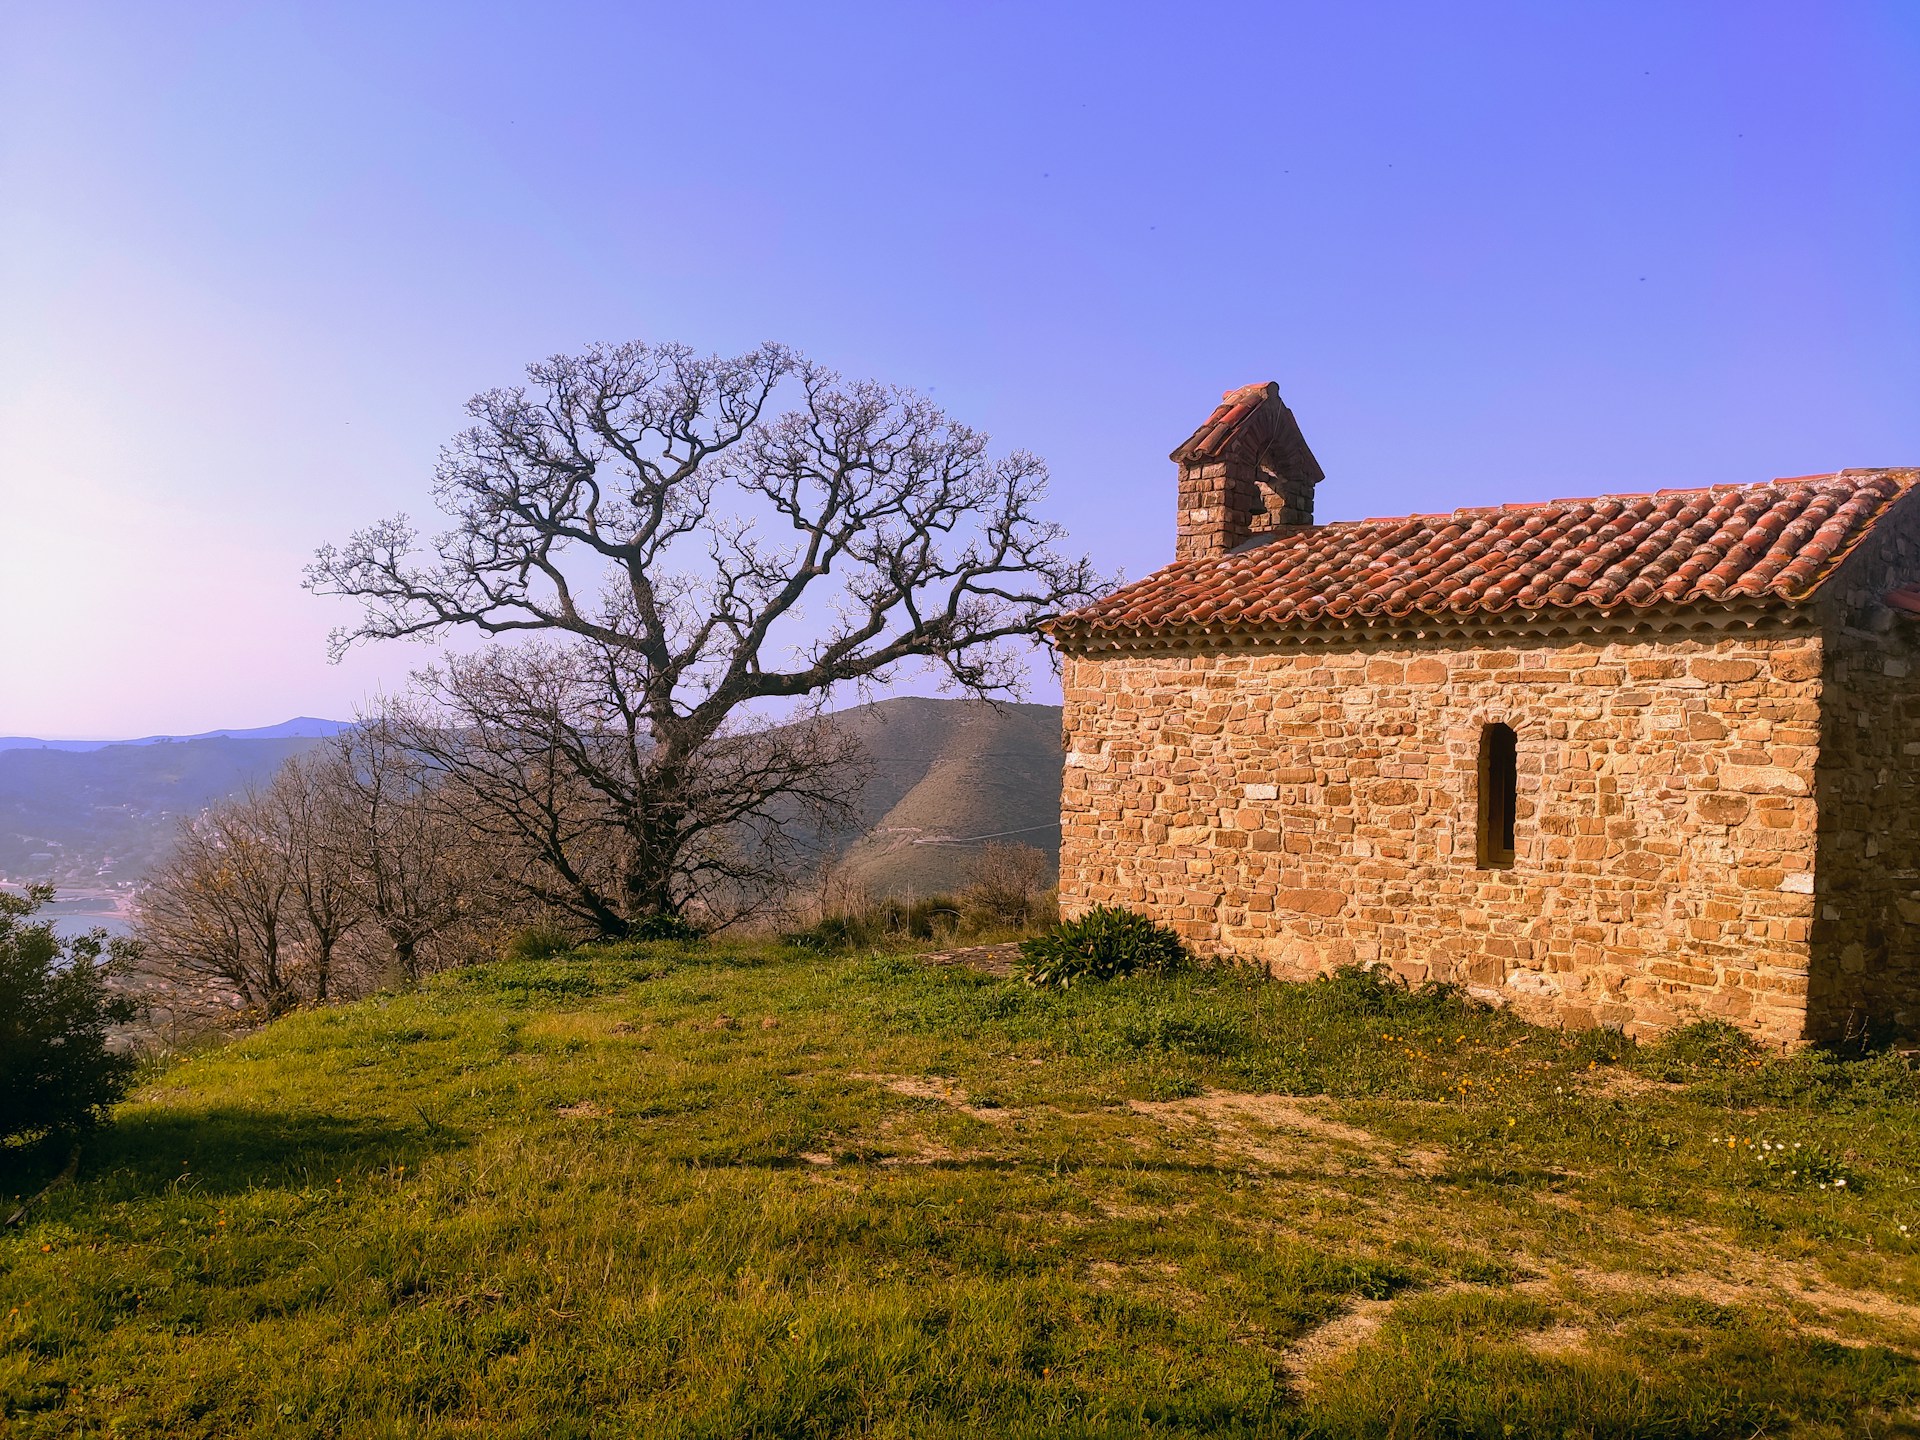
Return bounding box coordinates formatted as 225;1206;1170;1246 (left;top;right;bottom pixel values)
1048;597;1816;654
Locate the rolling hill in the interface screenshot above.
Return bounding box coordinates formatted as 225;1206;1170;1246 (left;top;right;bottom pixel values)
824;698;1064;897
0;700;1064;898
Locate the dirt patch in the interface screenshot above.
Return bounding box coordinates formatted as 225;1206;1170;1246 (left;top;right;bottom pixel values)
1131;1090;1448;1174
1521;1323;1590;1356
1561;1260;1920;1342
1285;1296;1396;1386
880;1139;993;1167
1082;1259;1210;1315
1284;1279;1577;1390
1282;1257;1917;1394
918;942;1022;978
1586;1068;1686;1098
555;1101;607;1119
1092;1196;1203;1222
851;1072;1017;1123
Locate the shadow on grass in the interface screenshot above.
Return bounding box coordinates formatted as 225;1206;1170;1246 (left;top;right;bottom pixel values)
1307;1301;1920;1439
737;1152;1348;1185
66;1106;464;1202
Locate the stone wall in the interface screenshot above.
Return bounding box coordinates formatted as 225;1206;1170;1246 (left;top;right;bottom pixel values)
1172;385;1322;558
1058;631;1827;1046
1811;494;1920;1040
1175;458;1265;561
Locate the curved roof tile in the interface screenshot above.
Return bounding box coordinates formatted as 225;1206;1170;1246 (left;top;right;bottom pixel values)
1053;471;1918;641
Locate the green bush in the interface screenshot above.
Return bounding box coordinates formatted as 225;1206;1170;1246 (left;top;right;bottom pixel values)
501;923;578;962
783;913;869;955
1295;964;1469;1023
783;895;963;955
0;885;139;1145
625;913;704;943
1016;905;1187;989
1646;1018;1759;1080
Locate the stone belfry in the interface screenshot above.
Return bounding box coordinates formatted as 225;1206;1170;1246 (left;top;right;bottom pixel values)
1169;381;1323;560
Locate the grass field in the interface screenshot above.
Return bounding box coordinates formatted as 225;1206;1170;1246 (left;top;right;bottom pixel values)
6;942;1920;1437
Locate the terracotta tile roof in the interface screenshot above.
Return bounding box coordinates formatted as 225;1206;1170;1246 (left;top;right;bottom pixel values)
1171;381;1286;464
1055;470;1920;641
1168;381;1325;494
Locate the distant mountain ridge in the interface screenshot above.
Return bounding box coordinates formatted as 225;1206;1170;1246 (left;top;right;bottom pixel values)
0;717;353;754
0;701;1063;898
0;735;339;885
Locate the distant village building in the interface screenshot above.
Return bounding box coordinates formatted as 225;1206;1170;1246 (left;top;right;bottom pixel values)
1049;383;1920;1046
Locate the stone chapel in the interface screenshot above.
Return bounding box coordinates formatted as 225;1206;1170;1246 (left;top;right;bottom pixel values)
1049;383;1920;1046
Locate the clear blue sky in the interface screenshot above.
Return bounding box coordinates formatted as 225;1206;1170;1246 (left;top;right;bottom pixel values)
3;2;1915;737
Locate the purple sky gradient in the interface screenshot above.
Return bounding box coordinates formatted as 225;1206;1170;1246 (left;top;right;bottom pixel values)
3;2;1915;738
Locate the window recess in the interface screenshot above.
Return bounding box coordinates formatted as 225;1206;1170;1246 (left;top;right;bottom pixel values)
1477;723;1517;869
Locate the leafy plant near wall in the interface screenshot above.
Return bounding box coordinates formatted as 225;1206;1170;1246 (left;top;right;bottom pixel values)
1017;905;1188;989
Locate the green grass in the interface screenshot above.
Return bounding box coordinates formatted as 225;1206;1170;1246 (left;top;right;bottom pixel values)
6;944;1920;1437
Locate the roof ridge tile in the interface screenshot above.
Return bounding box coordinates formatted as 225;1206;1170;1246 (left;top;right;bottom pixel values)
1055;469;1920;640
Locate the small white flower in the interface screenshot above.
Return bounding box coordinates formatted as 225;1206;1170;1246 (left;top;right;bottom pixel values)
1836;1178;1847;1188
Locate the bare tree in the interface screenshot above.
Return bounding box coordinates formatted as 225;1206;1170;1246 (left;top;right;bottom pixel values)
392;641;862;934
309;342;1097;925
266;752;362;1002
326;720;479;983
134;731;492;1016
137;793;297;1015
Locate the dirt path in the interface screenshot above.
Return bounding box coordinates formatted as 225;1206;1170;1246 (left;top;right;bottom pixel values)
916;942;1021;977
1131;1090;1451;1174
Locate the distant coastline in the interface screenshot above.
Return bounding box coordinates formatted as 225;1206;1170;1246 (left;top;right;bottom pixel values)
46;890;137;940
2;885;138;940
0;716;353;754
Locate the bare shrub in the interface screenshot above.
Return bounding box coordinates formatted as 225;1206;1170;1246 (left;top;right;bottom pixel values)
266;752;363;1003
138;790;299;1016
135;718;516;1015
961;842;1055;931
323;718;494;986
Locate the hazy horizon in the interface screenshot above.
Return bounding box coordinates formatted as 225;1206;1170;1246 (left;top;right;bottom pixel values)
6;2;1917;738
0;715;351;747
1;694;1071;747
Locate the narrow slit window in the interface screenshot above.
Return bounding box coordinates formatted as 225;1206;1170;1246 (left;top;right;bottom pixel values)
1478;723;1517;869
